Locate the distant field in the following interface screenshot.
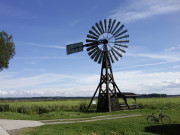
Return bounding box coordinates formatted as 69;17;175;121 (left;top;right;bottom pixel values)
0;97;179;134
0;97;179;120
0;97;179;116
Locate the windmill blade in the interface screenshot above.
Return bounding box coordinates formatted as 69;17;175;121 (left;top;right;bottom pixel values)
115;40;129;43
91;48;100;59
115;34;129;40
114;46;126;53
115;30;128;38
115;43;128;48
88;47;99;56
94;50;102;62
95;23;103;34
114;24;124;36
112;21;120;34
98;51;104;64
87;34;98;40
89;30;99;38
86;39;98;43
92;26;100;36
109;19;116;33
104;19;107;33
86;45;97;51
108;51;115;63
111;49;119;61
108;19;112;33
99;20;104;33
112;48;123;57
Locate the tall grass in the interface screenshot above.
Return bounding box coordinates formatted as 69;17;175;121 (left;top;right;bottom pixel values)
0;97;179;115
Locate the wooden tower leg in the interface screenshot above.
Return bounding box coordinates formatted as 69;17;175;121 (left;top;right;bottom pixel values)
87;84;100;111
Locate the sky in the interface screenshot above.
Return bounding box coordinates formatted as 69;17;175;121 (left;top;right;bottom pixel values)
0;0;180;97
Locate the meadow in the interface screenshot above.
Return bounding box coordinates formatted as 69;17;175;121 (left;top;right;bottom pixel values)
0;97;179;134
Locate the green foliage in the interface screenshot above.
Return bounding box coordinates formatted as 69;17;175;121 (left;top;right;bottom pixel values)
0;104;10;111
0;30;15;71
0;99;89;115
79;101;88;111
0;97;179;119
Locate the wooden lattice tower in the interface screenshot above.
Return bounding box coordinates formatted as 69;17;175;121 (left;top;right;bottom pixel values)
66;19;130;112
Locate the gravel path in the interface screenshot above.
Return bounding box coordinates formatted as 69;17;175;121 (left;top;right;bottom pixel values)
0;119;44;135
42;114;141;124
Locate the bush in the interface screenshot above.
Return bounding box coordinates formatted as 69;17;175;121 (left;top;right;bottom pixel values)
79;102;88;111
0;104;10;112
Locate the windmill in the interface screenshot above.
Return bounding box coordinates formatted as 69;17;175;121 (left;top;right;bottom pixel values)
66;19;130;112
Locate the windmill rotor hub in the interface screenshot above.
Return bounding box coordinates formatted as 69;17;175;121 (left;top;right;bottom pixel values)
103;39;108;44
98;39;108;44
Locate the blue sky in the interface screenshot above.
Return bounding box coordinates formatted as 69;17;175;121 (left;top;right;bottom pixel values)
0;0;180;97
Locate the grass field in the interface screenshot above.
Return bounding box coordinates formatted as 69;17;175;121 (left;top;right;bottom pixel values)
0;97;180;134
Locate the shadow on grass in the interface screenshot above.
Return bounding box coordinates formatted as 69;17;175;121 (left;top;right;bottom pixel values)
145;124;180;135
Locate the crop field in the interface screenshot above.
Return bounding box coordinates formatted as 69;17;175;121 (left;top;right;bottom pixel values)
0;97;179;135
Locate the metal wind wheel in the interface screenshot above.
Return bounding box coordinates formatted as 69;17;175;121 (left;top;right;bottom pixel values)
86;19;129;64
66;19;132;112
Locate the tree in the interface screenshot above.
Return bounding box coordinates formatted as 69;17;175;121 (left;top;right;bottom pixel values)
0;31;15;71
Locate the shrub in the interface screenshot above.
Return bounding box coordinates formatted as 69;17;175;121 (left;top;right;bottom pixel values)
79;102;88;111
0;104;10;112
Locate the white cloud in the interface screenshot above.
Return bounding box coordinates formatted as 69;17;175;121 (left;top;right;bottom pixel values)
173;65;180;69
124;44;180;68
108;0;180;23
0;90;8;95
0;73;77;89
127;52;180;62
71;19;82;26
0;70;180;97
15;56;74;60
16;41;66;49
165;44;180;52
114;71;180;94
114;61;171;70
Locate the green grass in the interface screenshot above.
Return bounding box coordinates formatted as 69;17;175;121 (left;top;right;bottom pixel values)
0;97;179;120
22;109;180;135
0;97;179;134
0;97;179;116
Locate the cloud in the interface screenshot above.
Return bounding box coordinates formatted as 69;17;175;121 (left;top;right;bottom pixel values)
0;90;8;95
140;78;180;94
127;53;180;62
165;44;180;52
125;44;180;66
0;86;96;97
15;56;74;60
108;0;180;23
71;19;82;26
145;78;180;89
114;61;171;70
0;73;77;89
114;71;180;94
0;70;180;97
16;42;66;49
